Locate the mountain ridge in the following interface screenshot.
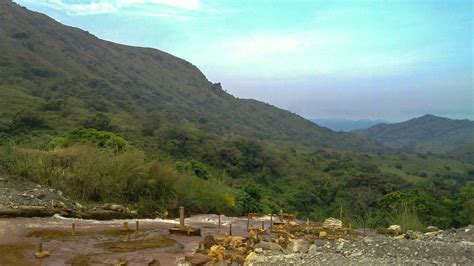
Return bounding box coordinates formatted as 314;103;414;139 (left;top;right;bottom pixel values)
0;0;382;152
353;114;474;155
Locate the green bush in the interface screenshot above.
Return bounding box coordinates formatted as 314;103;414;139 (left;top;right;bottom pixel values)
50;127;128;151
83;113;114;131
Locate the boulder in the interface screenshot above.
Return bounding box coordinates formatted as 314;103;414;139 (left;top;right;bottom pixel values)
203;235;217;249
254;241;283;251
426;225;439;232
185;253;210;265
388;225;402;234
102;203;124;212
287;239;308;253
75;202;84;210
323;217;342;229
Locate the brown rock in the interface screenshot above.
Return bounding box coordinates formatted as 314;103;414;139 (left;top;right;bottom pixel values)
203;234;217;249
185;253;210;265
34;251;50;259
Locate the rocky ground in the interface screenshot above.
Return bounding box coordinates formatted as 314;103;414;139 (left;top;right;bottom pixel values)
0;175;133;219
0;175;76;210
252;226;474;265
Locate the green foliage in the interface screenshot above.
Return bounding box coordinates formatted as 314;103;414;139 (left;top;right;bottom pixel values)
388;204;425;232
7;111;46;134
234;184;264;214
176;159;211;180
50;127;128;151
42;99;64;111
375;190;441;227
0;144;145;202
83;113;114;131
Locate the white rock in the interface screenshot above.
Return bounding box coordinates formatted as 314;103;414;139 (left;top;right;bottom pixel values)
322;217;342;229
426;225;439;232
388;225;402;233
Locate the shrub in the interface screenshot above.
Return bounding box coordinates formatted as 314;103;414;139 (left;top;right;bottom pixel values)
83;113;114;131
8;111;46;133
42;99;64;111
50;127;128;151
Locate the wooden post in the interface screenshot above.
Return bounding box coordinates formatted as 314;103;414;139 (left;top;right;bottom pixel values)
261;220;265;230
270;214;273;229
218;214;221;229
38;242;43;252
179;206;185;227
123;222;128;231
229;223;232;236
72;223;76;236
247;214;250;229
349;223;352;240
306;218;310;234
136;221;139;231
340;204;343;220
279;210;283;221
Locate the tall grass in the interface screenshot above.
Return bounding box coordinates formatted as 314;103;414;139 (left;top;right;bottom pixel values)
387;203;425;232
0;143;236;216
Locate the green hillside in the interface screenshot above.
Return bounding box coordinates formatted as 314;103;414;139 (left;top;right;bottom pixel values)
0;1;473;229
353;115;474;156
0;0;381;152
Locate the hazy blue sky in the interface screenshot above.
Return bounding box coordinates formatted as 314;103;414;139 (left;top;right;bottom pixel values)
14;0;473;121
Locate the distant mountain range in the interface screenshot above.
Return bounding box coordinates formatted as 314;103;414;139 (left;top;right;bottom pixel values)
353;115;474;155
312;119;389;132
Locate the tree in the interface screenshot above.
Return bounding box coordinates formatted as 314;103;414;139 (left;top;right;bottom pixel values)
83;113;114;131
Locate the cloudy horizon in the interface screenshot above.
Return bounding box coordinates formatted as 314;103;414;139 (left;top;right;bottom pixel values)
14;0;473;122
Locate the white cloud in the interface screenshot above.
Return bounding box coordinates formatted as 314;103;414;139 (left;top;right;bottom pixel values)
14;0;200;16
119;0;199;10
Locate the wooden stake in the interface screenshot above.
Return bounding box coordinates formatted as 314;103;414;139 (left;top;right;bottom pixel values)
229;223;232;236
72;223;76;236
279;209;283;221
349;223;352;240
218;214;221;229
340;204;343;220
261;220;265;230
38;242;43;252
123;222;128;231
136;220;139;231
247;214;250;229
270;214;273;229
179;206;185;227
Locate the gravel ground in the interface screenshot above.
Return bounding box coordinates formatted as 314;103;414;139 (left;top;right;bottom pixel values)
253;226;474;265
0;175;74;209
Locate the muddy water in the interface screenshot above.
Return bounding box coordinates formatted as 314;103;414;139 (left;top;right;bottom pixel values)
0;214;273;265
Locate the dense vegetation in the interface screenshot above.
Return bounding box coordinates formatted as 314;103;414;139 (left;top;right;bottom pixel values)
0;0;472;231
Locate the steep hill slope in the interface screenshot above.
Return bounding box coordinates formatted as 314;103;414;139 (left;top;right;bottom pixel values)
353;115;474;154
0;0;379;151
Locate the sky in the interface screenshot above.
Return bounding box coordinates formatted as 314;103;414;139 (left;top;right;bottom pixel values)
14;0;473;121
